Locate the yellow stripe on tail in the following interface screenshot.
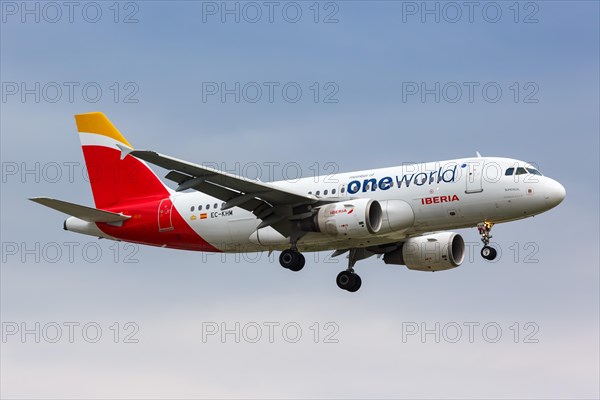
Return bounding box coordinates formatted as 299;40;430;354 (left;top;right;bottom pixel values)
74;112;132;148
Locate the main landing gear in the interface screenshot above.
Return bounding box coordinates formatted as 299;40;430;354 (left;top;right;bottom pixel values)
336;270;362;292
478;221;498;261
279;230;306;272
278;228;363;291
278;247;363;292
336;248;362;293
279;248;305;272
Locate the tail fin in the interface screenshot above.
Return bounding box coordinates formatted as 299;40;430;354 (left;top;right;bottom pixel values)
75;112;170;209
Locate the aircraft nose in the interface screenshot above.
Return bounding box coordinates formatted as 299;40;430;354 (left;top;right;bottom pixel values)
545;178;566;208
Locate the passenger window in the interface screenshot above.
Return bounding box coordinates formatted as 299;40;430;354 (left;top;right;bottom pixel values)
308;191;312;195
316;191;320;196
324;189;328;195
198;205;202;211
191;206;195;212
214;203;218;209
332;188;336;195
222;202;226;209
505;168;514;176
341;187;345;194
206;204;210;210
515;167;528;175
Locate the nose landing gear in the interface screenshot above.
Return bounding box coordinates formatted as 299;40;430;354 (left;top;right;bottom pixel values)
478;221;498;261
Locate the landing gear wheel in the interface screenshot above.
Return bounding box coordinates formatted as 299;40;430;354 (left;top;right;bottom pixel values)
336;271;362;292
279;249;305;271
481;246;497;261
288;253;305;271
347;274;362;292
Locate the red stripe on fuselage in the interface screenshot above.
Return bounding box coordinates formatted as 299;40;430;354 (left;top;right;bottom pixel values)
96;197;222;252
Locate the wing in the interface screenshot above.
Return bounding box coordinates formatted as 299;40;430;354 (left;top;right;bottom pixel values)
121;147;345;236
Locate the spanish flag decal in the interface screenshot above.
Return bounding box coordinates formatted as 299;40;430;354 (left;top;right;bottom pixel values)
200;213;208;220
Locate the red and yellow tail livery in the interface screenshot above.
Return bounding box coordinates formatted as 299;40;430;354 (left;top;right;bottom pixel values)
75;112;170;209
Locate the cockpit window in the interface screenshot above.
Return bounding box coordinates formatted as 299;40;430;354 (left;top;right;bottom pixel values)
515;167;528;175
526;167;543;176
505;168;514;176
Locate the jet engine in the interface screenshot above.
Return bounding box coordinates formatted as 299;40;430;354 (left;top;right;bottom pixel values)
299;198;383;238
383;232;465;271
378;200;415;233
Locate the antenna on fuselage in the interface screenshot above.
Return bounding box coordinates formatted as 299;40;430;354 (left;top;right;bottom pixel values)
476;151;482;158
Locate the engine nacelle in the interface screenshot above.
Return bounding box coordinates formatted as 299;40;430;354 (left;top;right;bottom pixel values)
383;232;465;271
301;198;383;238
379;200;415;233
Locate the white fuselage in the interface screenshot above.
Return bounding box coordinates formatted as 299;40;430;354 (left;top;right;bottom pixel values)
168;156;565;252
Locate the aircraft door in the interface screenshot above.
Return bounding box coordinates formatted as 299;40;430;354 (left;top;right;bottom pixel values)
158;198;174;231
465;161;484;194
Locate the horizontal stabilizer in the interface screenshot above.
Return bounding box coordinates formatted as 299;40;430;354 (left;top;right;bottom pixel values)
29;197;131;223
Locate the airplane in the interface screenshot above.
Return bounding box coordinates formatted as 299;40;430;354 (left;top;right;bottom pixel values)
30;112;566;292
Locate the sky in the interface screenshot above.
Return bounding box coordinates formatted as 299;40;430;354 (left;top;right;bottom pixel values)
1;1;599;398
